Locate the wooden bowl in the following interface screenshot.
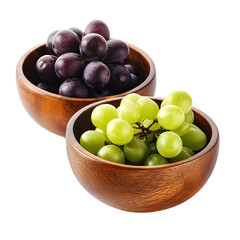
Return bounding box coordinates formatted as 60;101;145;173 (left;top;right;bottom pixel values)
66;97;219;212
16;43;156;136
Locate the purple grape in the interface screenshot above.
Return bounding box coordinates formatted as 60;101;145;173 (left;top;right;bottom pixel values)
104;39;130;64
69;27;83;41
52;30;80;56
88;88;112;98
83;61;110;89
35;55;60;84
129;73;141;89
54;53;85;79
124;64;138;75
107;64;131;94
46;30;59;55
59;78;88;98
84;19;110;40
80;33;107;61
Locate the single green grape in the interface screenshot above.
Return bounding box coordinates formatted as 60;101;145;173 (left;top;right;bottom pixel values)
181;127;207;151
185;110;194;123
136;96;159;119
106;118;134;145
149;142;158;154
161;90;192;114
157;105;185;130
120;93;141;104
172;122;190;136
117;100;140;124
156;131;183;158
169;146;194;163
144;153;169;166
123;137;149;163
97;145;125;164
91;104;118;130
80;130;105;154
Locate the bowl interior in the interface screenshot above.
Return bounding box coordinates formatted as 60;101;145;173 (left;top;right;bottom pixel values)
22;44;151;90
72;98;213;156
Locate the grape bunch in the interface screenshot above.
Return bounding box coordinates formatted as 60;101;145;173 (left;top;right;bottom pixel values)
80;90;208;166
34;20;142;98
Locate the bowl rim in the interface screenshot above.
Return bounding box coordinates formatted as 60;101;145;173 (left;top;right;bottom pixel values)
66;96;219;169
16;42;156;101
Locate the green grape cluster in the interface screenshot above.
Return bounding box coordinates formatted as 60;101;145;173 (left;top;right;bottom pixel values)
80;91;207;166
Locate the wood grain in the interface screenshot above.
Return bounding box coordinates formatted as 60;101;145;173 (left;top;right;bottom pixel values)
66;97;219;212
16;43;156;136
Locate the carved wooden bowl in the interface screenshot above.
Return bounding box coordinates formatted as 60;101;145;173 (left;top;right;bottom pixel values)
16;43;156;136
66;97;219;212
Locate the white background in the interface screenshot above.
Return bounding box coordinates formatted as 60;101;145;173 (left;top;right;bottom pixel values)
1;0;240;239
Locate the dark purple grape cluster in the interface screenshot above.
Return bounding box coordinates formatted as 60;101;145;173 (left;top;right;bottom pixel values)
35;20;142;98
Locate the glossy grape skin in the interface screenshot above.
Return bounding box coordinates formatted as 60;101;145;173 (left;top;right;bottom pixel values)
136;97;159;120
55;53;85;79
123;137;149;163
169;146;194;163
106;118;134;145
84;19;110;40
80;130;105;154
172;122;190;136
156;131;183;158
157;105;185;130
83;61;110;89
104;39;130;64
80;33;107;61
125;64;138;75
185;110;194;123
161;90;192;114
69;27;83;41
91;104;118;130
35;55;60;84
97;145;125;164
59;78;88;98
107;64;131;94
181;127;207;151
121;93;141;104
46;30;59;55
52;30;80;56
144;154;168;166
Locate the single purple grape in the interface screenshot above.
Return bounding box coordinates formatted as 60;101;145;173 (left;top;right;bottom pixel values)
84;19;110;40
46;30;59;55
129;73;141;89
124;64;138;75
80;33;107;61
54;52;85;79
35;55;60;84
69;27;83;41
104;39;130;64
107;64;131;94
83;61;110;89
52;30;80;56
59;78;88;98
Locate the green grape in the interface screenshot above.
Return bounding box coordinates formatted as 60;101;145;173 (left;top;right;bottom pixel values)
189;123;201;131
169;146;194;163
132;123;141;135
120;93;141;104
80;130;105;154
142;119;161;131
95;128;110;143
172;122;190;136
91;104;118;130
181;127;207;151
149;142;158;154
136;96;160;119
106;118;134;145
123;137;149;163
144;153;169;166
156;131;183;158
185;110;194;123
117;100;140;124
97;145;125;164
161;90;192;114
157;105;185;130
